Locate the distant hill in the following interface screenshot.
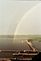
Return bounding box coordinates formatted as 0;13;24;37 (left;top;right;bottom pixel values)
14;35;41;41
0;35;41;41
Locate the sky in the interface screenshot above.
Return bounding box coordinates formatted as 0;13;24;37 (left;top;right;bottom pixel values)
14;2;41;35
9;0;41;1
0;0;41;35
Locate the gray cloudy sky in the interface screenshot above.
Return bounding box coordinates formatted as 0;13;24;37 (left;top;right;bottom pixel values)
15;2;41;35
0;0;40;35
9;0;41;1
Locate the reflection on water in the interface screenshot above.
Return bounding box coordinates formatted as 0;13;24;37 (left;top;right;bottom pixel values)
0;38;13;50
0;35;41;52
0;38;30;50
